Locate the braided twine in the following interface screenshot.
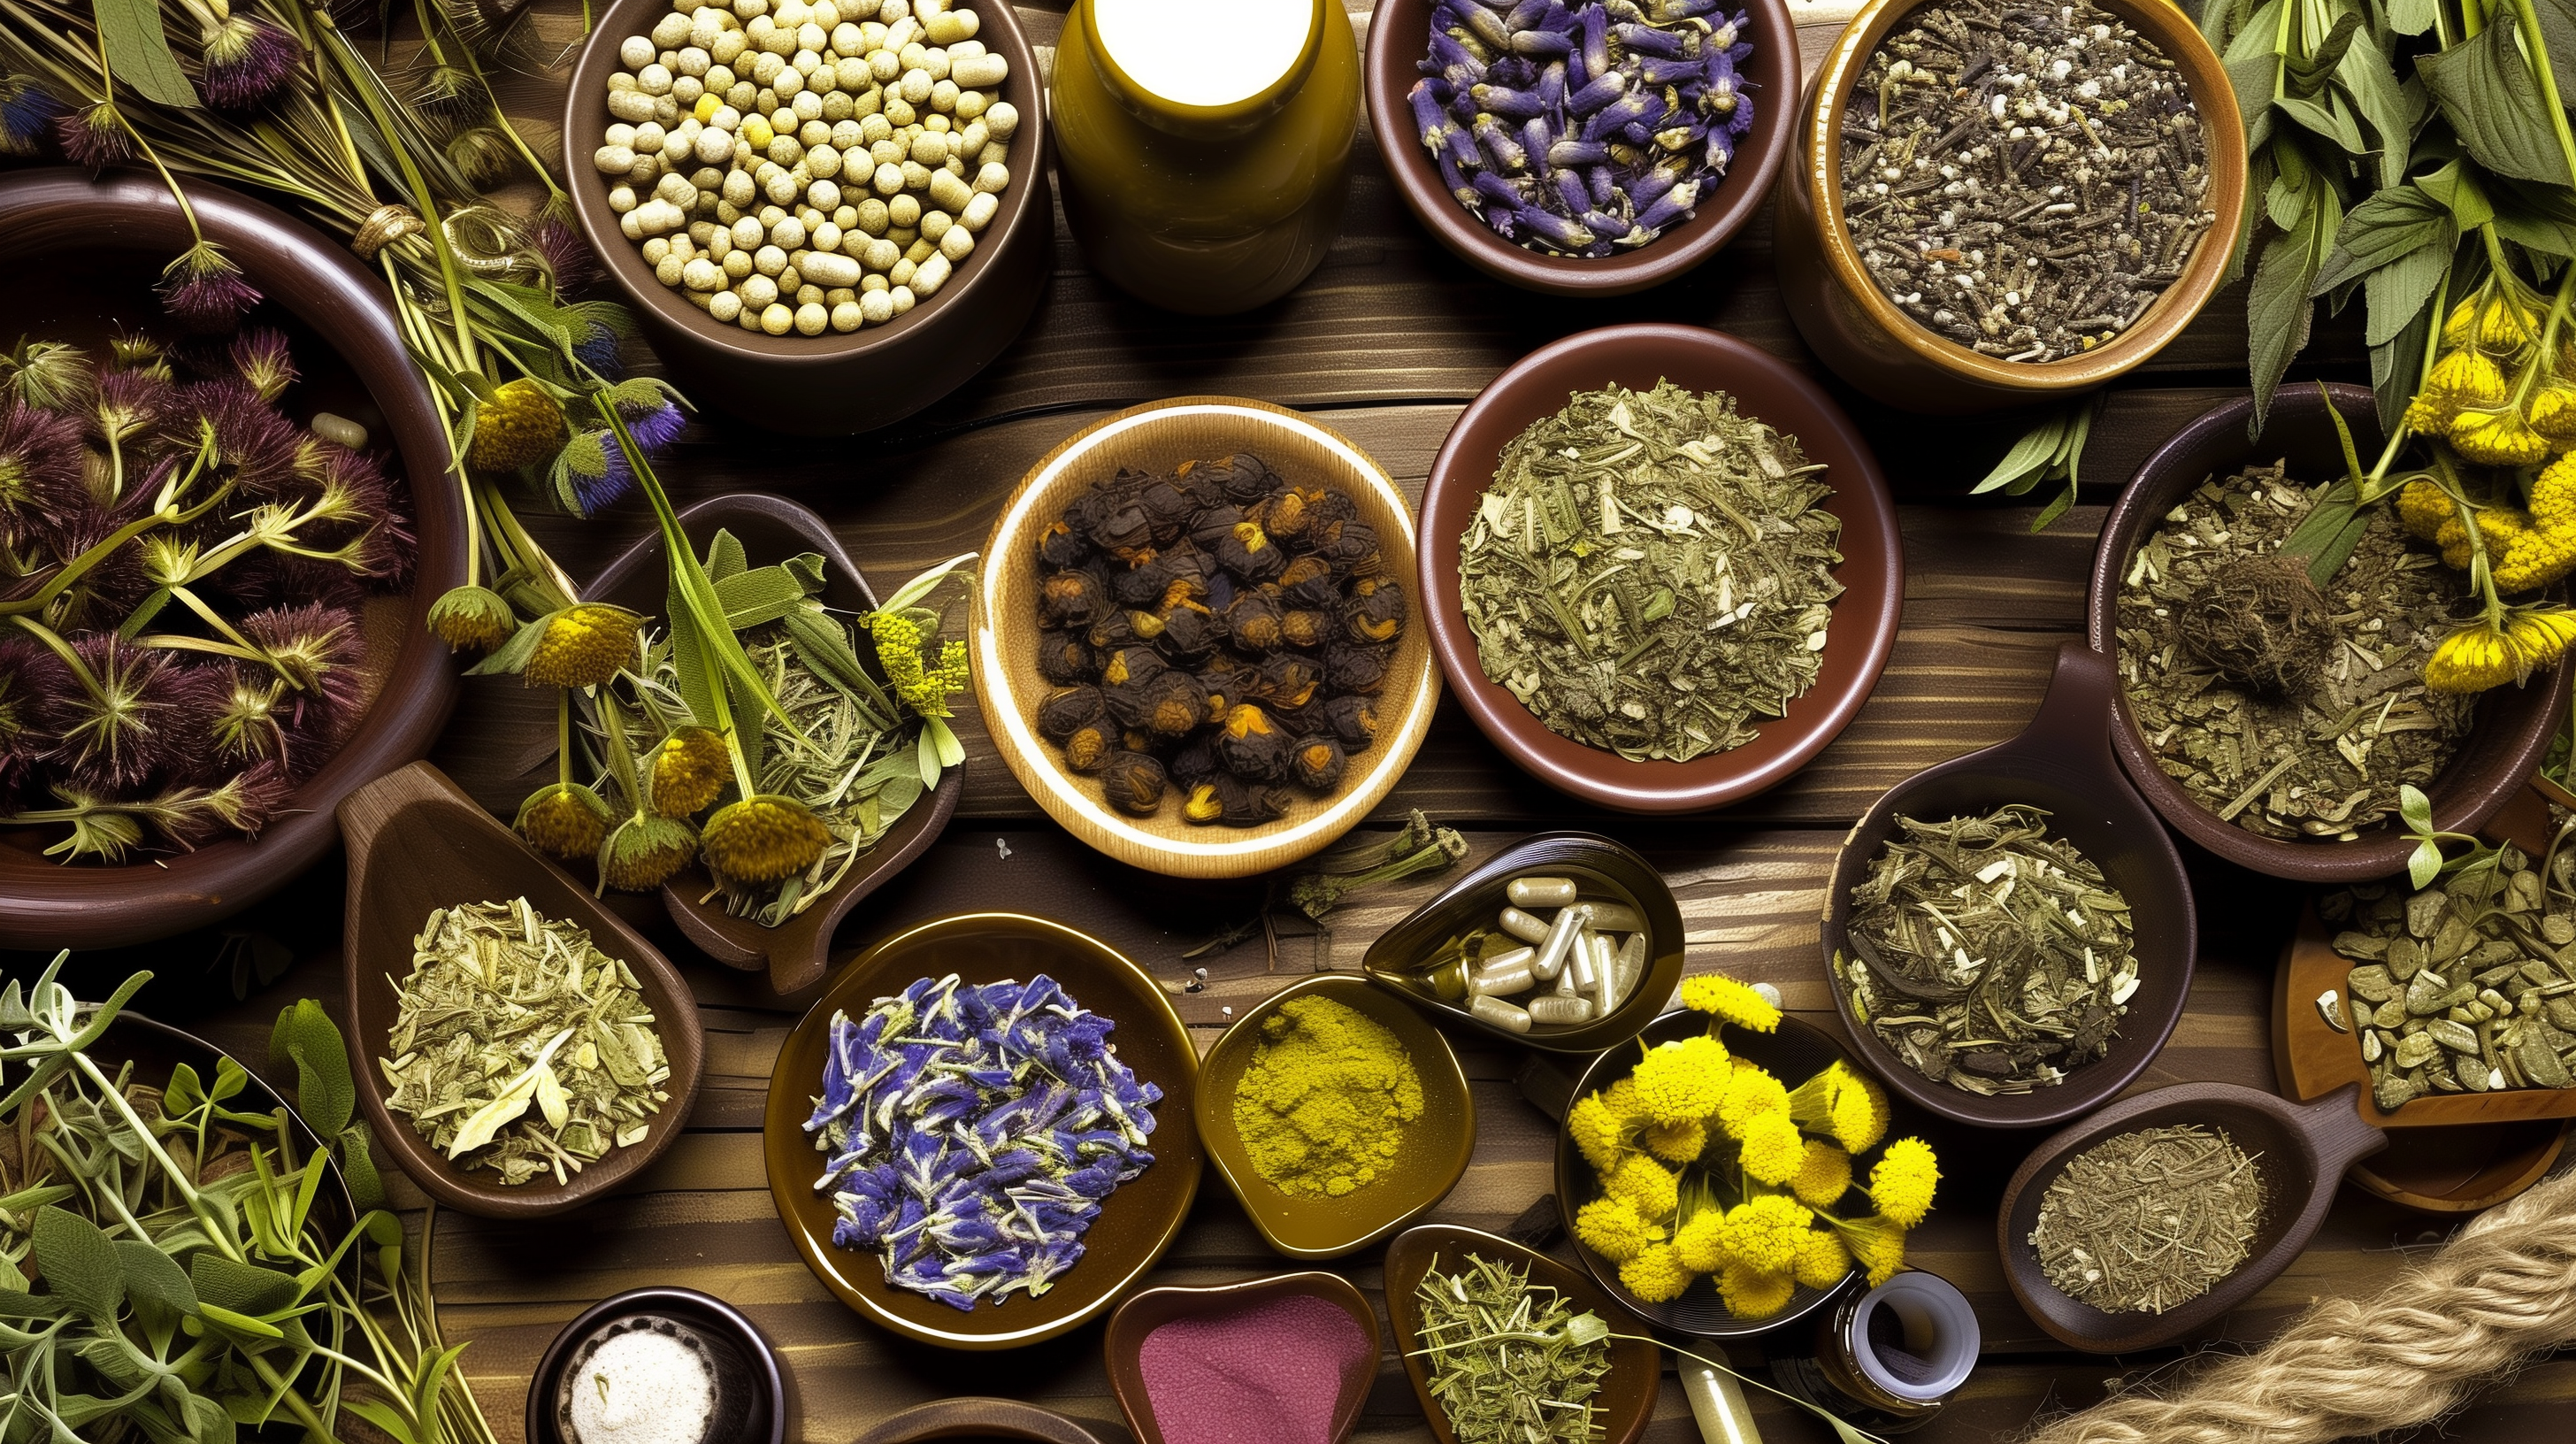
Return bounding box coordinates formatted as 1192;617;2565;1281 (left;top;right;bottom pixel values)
2022;1164;2576;1444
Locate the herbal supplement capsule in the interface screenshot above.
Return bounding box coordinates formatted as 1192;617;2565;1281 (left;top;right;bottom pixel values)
1592;933;1622;1016
1469;995;1532;1034
1469;948;1537;997
1499;906;1552;946
1585;902;1644;933
1612;933;1646;999
1526;995;1595;1026
1507;875;1578;909
1555;907;1596;992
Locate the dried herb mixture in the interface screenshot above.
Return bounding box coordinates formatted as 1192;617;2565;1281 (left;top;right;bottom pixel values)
1413;1254;1614;1444
1459;380;1841;763
2029;1124;2264;1315
2115;463;2474;841
1838;804;2135;1095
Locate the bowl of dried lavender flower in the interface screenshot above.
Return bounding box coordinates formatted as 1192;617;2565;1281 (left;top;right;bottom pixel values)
1772;0;2247;412
2088;384;2571;882
1365;0;1797;296
0;169;463;949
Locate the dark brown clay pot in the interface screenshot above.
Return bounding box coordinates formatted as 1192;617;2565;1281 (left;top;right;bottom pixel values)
2085;383;2572;882
560;0;1052;434
1363;0;1796;297
1997;1080;2387;1353
1821;641;2197;1129
1771;0;2247;412
1103;1272;1379;1444
526;1287;786;1444
0;169;464;950
585;494;962;993
1419;323;1903;812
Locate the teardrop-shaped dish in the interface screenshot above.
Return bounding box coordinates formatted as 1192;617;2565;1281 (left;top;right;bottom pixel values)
1383;1224;1659;1444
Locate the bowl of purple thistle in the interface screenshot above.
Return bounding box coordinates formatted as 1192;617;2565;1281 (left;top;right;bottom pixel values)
0;169;463;949
1365;0;1797;297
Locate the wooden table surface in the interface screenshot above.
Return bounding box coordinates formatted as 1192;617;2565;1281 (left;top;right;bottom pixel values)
27;2;2576;1440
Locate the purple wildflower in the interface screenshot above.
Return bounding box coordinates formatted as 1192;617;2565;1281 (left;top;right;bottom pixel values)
0;403;87;549
158;243;264;334
621;397;686;452
37;633;179;794
227;327;296;401
240;603;364;741
54;103;127;166
175;377;300;494
203;15;300;109
0;80;67;157
529;214;600;293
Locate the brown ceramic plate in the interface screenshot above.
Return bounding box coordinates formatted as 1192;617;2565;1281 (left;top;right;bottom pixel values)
762;911;1201;1348
1821;641;2197;1130
1362;0;1796;297
1103;1272;1380;1444
1552;1009;1856;1339
2087;383;2571;881
526;1287;784;1444
1383;1224;1659;1444
1194;973;1473;1259
1363;832;1686;1052
1997;1081;2386;1354
586;493;963;993
0;169;463;951
2348;1119;2571;1213
1420;324;1902;812
338;761;707;1219
974;397;1440;877
562;0;1052;433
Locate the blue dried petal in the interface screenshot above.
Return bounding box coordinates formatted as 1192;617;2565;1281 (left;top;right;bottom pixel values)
1516;205;1593;250
1474;116;1529;173
1659;0;1725;18
1635;177;1700;232
1640;55;1705;86
1550;167;1591;216
1725;93;1756;137
1511;29;1573;58
1490;55;1538;88
1545;136;1606;169
1613;23;1685;57
1504;0;1552;28
1581;7;1611;76
1429;31;1487;85
1463;6;1510;50
1484;201;1518;237
1470;169;1525;209
1470;83;1543;119
1537;59;1565;112
1629;165;1680;209
1568;73;1629;117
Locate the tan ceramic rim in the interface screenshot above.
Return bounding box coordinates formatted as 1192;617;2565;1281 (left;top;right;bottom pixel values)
1805;0;2249;392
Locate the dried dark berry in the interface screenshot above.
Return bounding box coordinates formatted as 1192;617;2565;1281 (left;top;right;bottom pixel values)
1289;734;1347;792
1038;567;1111;628
1107;669;1208;739
1037;632;1097;685
1260;486;1327;546
1168;734;1222;788
1346;576;1406;642
1251;656;1322;711
1323;694;1379;753
1311;518;1382;577
1062;720;1115;772
1215;521;1287;583
1099;645;1169;689
1189;503;1247;548
1277;554;1341;610
1087;610;1139;650
1036;520;1092;569
1281;608;1332;650
1101;751;1169;815
1324;642;1394;695
1215;702;1292;780
1135;479;1197;541
1223;591;1286;652
1183;773;1292;827
1037;685;1107;741
1154;602;1224;663
1215;452;1274;503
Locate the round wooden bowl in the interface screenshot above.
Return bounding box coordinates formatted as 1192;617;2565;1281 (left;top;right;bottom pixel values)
1103;1271;1381;1444
2085;384;2571;882
2347;1119;2571;1213
1821;641;2197;1130
1362;0;1796;297
0;168;463;950
1997;1081;2386;1353
338;762;707;1219
973;397;1439;878
1362;831;1686;1053
526;1287;785;1444
1771;0;2246;413
1419;323;1901;812
586;493;962;994
1193;974;1474;1260
1384;1224;1660;1444
762;911;1202;1348
562;0;1053;434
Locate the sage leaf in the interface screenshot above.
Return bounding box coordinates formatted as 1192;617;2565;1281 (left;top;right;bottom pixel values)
2416;157;2496;229
30;1208;122;1322
280;999;354;1141
2387;0;2440;34
706;527;748;582
2274;95;2366;161
111;1241;196;1316
2283;12;2364;98
2490;179;2576;257
2249;188;2340;429
2532;0;2576;102
338;1123;388;1213
180;1391;234;1444
712;565;813;630
185;1256;297;1317
464;610;555;676
2419;21;2569;187
93;0;199;108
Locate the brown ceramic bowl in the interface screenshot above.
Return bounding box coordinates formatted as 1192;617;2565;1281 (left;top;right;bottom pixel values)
974;397;1440;878
2348;1119;2571;1213
1384;1224;1660;1444
853;1401;1115;1444
527;1287;785;1444
337;762;707;1218
1103;1272;1381;1444
1195;973;1474;1259
1420;323;1902;812
1362;831;1686;1053
1773;0;2247;412
0;169;463;950
586;493;962;993
561;0;1051;434
762;910;1202;1348
1363;0;1796;296
1997;1081;2386;1353
1821;641;2197;1130
1552;1009;1858;1339
2086;384;2572;882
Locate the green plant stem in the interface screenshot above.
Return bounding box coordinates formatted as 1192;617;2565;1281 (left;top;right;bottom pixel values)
0;506;178;616
62;1051;243;1263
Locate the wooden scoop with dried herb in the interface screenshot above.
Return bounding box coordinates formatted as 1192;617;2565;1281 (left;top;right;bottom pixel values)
380;897;671;1186
1458;380;1842;763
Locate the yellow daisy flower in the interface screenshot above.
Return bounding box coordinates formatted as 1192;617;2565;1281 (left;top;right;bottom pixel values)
2426;607;2576;692
2428;347;2508;407
1867;1136;1941;1227
1632;1034;1731;1125
1677;973;1782;1033
1715;1060;1790;1140
1619;1242;1693;1303
1791;1228;1851;1291
1716;1194;1812;1278
1738;1110;1807;1187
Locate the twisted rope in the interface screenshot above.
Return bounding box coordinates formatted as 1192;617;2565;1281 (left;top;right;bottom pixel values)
2022;1164;2576;1443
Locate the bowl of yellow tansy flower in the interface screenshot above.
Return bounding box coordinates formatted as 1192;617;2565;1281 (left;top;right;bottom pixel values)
1553;976;1941;1337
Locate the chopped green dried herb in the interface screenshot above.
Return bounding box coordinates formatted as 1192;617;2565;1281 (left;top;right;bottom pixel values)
1412;1254;1612;1444
380;897;672;1186
1459;380;1842;763
2029;1124;2264;1315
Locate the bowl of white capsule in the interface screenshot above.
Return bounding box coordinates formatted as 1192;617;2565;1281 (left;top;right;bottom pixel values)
563;0;1053;434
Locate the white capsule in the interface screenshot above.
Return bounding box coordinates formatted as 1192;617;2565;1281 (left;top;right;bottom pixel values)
1469;995;1532;1034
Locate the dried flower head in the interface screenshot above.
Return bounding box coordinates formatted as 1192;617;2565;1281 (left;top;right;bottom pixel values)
56;102;129;166
36;632;177;792
2;337;92;411
412;62;487;121
700;794;830;882
241;603;364;731
524;603;642;688
2426;607;2576;692
91;368;170;451
0;634;44;799
648;726;730;817
0;78;67;157
1867;1137;1941;1228
446;127;519;188
515;780;614;860
157;242;264;333
465;377;568;472
228;327;297;402
547;428;632;516
179;377;301;493
0;403;85;547
427;584;518;652
203;15;301;109
530;214;602;295
599;812;698;890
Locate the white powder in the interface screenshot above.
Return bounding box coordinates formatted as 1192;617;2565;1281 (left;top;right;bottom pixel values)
566;1327;714;1444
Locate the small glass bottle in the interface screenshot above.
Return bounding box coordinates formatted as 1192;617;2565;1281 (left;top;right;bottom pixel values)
1768;1271;1981;1435
1052;0;1359;314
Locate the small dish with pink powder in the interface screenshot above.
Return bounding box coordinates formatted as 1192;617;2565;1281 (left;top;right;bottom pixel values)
1103;1271;1381;1444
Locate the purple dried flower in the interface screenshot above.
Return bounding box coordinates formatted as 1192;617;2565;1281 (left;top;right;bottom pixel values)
1470;169;1524;211
55;103;128;167
1469;82;1543;119
1635;177;1702;234
165;659;307;780
1511;27;1573;58
1516;204;1594;251
0;634;46;803
1537;58;1567;112
1548;136;1609;169
212;549;367;614
227;327;296;401
240;603;364;739
37;632;179;793
203;15;300;110
529;214;601;293
174;377;301;494
569;429;635;515
621;397;687;452
90;369;172;454
1462;5;1511;50
157;757;295;848
0;403;87;548
1580;7;1612;75
1551;167;1593;217
1614;21;1685;56
158;243;263;334
1475;115;1529;173
0;79;67;157
1568;72;1627;114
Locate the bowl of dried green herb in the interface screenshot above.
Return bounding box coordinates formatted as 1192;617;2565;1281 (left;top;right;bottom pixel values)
1820;641;2197;1130
2088;384;2572;882
1420;323;1901;813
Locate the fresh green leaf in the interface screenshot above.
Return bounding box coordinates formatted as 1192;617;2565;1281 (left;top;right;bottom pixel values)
343;1400;423;1444
2335;24;2420;188
1971;415;2073;495
711;565;814;631
94;0;200;107
2401;783;2434;833
464;609;556;676
191;1303;284;1344
412;1342;469;1441
278;1000;355;1141
2220;0;2285;134
2419;21;2570;187
111;1242;196;1317
185;1257;297;1318
340;1124;387;1213
2490;179;2576;257
2417;158;2496;232
2411;836;2444;889
2388;0;2441;34
2249;187;2341;430
705;528;748;582
2312;185;2452;297
2282;11;2363;97
2532;0;2576;105
32;1207;124;1323
2275;92;2368;154
181;1391;234;1444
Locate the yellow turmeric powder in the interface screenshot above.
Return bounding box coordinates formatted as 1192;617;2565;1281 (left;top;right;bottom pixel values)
1230;995;1423;1198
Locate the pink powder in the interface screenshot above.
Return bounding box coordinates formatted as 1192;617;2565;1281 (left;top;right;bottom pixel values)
1138;1293;1370;1444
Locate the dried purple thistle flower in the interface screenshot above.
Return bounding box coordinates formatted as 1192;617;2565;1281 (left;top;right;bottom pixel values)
155;757;295;848
573;431;637;514
530;213;602;294
37;632;179;793
203;15;300;110
242;603;364;738
228;327;296;402
55;103;128;167
0;78;67;157
621;396;687;452
211;549;367;614
158;242;264;334
165;659;303;779
0;634;45;803
176;377;302;495
0;403;87;548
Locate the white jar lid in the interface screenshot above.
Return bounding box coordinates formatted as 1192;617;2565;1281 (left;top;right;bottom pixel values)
1092;0;1315;109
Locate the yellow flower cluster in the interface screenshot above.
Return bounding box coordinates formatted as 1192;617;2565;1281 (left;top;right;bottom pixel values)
2423;606;2576;692
870;612;971;719
2396;455;2576;595
1566;972;1938;1318
2405;293;2576;469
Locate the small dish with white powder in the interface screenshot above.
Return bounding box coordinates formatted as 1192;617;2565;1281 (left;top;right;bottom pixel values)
530;1288;783;1444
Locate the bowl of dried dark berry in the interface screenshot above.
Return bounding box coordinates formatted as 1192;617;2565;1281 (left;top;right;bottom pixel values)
1773;0;2247;412
974;397;1439;879
1365;0;1796;296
